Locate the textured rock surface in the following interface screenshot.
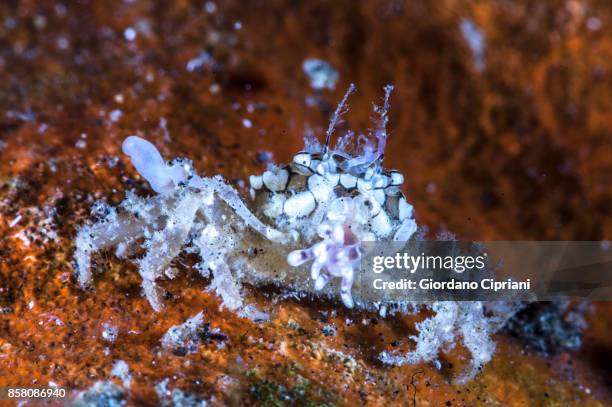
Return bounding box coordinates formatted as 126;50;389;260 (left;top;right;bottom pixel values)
0;0;610;405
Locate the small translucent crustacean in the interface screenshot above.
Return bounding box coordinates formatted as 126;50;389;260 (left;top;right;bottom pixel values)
74;85;516;383
75;84;417;311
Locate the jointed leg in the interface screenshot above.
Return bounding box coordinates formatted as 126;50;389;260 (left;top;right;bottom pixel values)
74;214;147;287
137;193;201;310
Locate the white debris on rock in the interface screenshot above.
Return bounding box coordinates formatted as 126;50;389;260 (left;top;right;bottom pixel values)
72;381;126;407
109;109;123;123
186;51;214;72
101;322;118;343
302;59;339;90
460;18;485;71
9;214;21;228
161;311;205;350
160;311;227;353
156;379;209;407
110;360;132;388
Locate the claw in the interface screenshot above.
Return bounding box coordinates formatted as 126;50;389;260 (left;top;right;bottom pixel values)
340;270;354;308
310;260;323;280
341;290;354;309
314;272;330;291
287;249;312;267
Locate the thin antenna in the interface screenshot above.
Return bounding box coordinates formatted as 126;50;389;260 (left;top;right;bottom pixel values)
374;84;394;166
323;83;357;156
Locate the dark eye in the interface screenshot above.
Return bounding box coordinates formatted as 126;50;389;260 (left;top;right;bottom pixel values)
363;200;372;209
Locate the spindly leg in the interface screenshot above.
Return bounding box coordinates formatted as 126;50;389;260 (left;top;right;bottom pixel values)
456;302;495;384
190;175;287;243
74;214;147;287
208;259;244;311
340;268;354;308
287;248;314;268
314;271;330;291
137;193;201;311
393;217;417;241
310;260;323;280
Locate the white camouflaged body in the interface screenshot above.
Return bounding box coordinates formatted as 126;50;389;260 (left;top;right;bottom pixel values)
250;152;416;242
